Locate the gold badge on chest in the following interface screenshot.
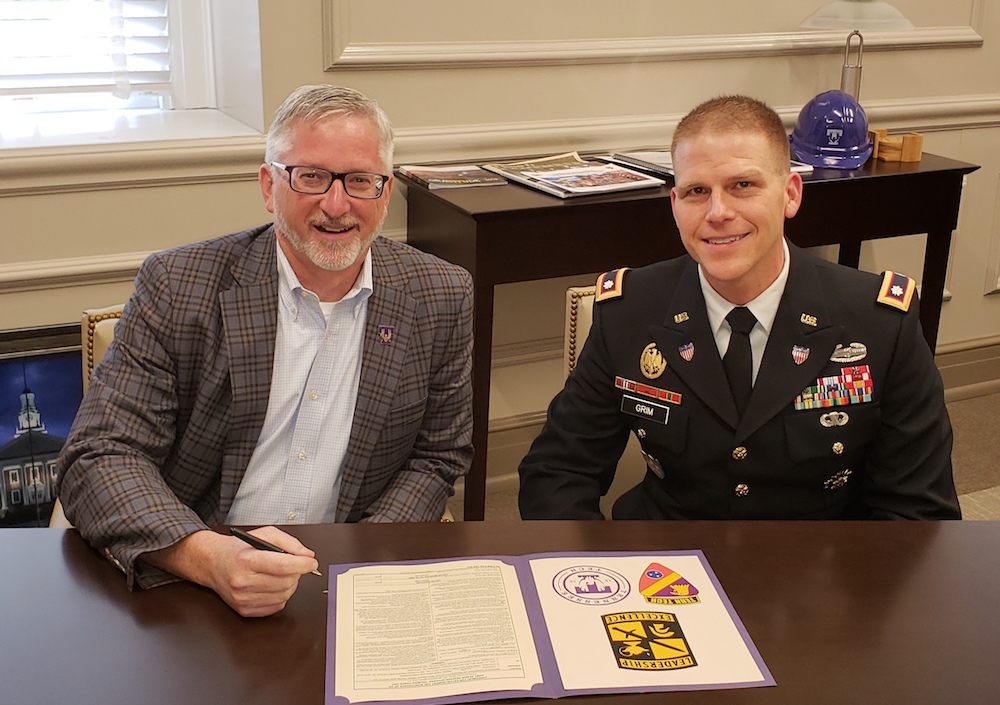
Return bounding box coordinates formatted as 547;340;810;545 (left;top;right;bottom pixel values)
640;343;667;379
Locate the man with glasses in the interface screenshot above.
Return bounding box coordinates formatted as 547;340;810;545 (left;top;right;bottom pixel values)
57;85;474;617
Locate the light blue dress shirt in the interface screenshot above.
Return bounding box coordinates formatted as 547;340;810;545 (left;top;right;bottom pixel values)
226;246;373;525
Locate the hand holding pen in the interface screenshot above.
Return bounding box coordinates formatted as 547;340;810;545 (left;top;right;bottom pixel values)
230;526;323;576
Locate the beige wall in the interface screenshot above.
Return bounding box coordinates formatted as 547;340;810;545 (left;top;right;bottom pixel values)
1;1;998;445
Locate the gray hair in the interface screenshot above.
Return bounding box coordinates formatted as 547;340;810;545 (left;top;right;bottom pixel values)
264;84;394;172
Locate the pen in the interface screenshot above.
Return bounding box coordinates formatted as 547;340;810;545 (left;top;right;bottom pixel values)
229;526;323;576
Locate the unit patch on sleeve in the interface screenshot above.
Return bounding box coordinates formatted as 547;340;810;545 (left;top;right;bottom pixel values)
877;271;916;312
595;268;630;302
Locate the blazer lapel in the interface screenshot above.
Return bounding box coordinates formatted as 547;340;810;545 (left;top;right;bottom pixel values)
218;231;279;509
649;259;741;429
737;247;843;440
336;241;416;519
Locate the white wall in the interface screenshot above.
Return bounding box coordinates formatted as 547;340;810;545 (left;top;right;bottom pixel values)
1;2;998;484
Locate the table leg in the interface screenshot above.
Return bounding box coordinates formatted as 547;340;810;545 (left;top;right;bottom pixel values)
464;283;494;521
838;241;862;269
918;229;952;353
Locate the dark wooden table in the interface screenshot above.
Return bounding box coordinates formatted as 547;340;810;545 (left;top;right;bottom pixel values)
4;521;999;705
401;154;979;520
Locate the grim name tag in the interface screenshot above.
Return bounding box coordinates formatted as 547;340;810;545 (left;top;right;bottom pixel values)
621;394;670;424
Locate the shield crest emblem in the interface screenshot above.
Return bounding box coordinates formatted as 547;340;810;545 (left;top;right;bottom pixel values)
603;612;697;670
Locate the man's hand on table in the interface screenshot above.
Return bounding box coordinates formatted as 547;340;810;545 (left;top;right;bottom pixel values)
145;526;320;617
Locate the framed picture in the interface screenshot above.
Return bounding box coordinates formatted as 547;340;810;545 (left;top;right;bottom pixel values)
0;325;82;527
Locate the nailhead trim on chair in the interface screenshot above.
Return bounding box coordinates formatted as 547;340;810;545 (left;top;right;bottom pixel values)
85;311;124;374
567;287;595;374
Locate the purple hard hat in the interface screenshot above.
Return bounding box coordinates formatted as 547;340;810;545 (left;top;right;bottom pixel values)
790;89;873;169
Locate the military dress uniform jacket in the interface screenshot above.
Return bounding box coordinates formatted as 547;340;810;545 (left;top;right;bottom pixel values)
519;244;960;521
57;226;474;588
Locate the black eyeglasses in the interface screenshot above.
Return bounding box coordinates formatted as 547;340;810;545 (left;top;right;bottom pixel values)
270;162;388;199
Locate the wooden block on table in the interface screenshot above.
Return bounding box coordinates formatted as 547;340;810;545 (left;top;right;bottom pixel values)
900;132;924;162
869;128;888;160
869;129;923;162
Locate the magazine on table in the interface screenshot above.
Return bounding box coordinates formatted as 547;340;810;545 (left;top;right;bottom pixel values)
480;152;666;198
398;164;507;189
599;150;815;177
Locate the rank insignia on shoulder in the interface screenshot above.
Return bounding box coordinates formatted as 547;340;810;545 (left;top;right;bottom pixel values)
595;268;630;302
877;271;916;312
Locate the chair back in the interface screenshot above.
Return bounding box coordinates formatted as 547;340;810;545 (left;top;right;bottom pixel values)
51;303;125;528
564;286;596;377
82;304;125;392
562;284;650;518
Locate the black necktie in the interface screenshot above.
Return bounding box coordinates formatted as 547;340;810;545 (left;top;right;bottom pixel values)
724;307;757;416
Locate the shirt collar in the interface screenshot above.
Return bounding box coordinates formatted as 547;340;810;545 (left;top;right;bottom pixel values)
699;237;790;337
276;243;374;321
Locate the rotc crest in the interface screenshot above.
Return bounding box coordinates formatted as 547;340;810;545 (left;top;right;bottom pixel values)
603;612;696;671
639;563;700;605
640;343;666;379
553;566;630;605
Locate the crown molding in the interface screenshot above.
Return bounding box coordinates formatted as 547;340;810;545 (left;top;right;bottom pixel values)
0;229;407;294
0;252;150;294
327;27;982;71
323;0;981;71
0;135;264;197
3;96;998;196
392;95;1000;165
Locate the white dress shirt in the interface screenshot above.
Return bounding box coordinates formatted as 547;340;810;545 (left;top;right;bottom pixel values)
699;238;790;385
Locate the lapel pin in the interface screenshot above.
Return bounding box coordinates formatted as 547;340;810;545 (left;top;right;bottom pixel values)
800;313;818;327
378;325;394;345
678;342;695;362
791;345;810;365
673;312;689;324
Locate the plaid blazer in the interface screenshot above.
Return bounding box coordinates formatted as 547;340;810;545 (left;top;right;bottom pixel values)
57;226;473;588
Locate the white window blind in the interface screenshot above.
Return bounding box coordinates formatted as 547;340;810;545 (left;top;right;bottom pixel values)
0;0;171;112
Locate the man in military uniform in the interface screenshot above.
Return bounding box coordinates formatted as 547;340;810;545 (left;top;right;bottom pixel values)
518;95;960;520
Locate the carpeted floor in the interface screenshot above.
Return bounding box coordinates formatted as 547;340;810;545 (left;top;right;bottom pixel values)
948;392;1000;519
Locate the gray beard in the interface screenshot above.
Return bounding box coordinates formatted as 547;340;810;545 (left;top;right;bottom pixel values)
273;211;379;272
